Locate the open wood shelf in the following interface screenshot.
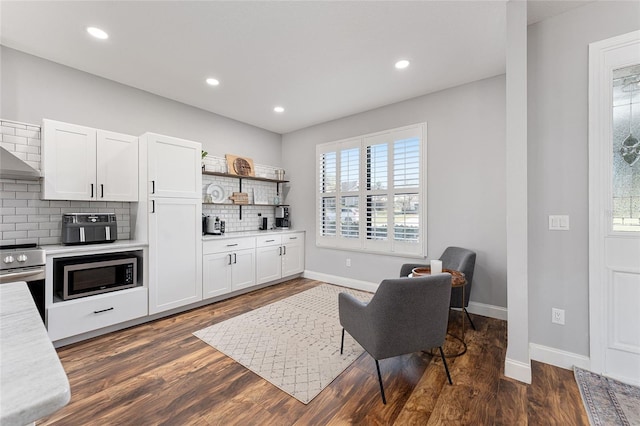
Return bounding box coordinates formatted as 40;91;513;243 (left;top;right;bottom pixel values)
202;171;289;184
202;203;289;207
202;171;289;220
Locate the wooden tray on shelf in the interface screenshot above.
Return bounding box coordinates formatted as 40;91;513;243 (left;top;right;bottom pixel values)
229;192;248;204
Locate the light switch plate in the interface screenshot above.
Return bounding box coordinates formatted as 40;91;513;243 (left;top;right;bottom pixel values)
549;215;570;230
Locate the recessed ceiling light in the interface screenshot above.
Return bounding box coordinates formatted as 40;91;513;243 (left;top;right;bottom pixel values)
206;78;220;86
395;59;410;69
274;106;285;113
87;27;109;40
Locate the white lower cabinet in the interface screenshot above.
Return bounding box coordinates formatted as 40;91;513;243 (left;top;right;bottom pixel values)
281;233;305;277
47;287;148;341
148;198;202;314
256;236;283;284
203;237;256;299
256;232;305;285
203;251;232;298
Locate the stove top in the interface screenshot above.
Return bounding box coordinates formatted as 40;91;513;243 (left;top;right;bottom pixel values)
0;244;45;271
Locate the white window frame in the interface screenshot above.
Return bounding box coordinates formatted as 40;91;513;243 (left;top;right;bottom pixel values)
315;123;427;257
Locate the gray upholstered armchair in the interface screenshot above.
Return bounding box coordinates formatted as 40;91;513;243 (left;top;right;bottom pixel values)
400;246;477;329
338;274;453;404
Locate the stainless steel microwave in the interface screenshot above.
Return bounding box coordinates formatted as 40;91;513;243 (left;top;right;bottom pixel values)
54;253;138;300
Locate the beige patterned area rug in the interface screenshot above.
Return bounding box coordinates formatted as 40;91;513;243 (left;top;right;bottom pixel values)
194;284;372;404
574;367;640;425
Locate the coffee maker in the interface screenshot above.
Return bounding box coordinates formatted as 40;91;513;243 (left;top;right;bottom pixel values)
275;206;290;229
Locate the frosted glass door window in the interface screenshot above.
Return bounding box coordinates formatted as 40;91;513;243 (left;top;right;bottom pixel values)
612;64;640;232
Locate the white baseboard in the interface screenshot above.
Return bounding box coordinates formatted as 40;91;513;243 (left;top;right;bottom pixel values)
303;270;378;293
529;343;590;371
504;357;532;384
467;301;508;321
304;270;508;321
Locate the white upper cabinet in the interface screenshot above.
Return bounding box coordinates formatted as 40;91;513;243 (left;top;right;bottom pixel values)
42;120;97;200
42;119;138;201
145;133;201;199
96;131;139;201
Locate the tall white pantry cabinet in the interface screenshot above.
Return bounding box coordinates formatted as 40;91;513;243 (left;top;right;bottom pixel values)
136;133;202;315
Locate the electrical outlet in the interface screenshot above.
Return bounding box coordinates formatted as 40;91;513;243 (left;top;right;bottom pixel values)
552;308;565;325
346;258;351;267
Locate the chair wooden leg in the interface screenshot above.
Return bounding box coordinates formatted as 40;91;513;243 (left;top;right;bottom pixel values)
375;359;387;404
439;347;453;385
340;328;345;354
464;308;476;330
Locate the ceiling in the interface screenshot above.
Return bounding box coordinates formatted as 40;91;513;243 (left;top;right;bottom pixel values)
1;1;590;134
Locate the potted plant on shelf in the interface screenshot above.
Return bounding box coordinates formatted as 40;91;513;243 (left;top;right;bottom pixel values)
201;150;208;171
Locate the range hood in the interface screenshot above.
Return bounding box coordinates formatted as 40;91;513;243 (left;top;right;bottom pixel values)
0;146;41;180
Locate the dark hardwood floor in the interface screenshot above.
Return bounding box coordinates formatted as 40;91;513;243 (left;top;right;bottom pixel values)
38;278;589;425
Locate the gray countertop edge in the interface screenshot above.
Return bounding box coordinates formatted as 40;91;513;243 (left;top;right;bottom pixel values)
202;229;304;241
42;240;148;255
0;282;71;425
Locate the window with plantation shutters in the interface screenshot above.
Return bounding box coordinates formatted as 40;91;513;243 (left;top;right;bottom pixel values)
318;151;337;236
316;124;426;256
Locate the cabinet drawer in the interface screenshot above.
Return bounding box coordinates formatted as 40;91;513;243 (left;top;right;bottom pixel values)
47;287;148;341
203;237;255;254
282;232;304;243
256;235;282;247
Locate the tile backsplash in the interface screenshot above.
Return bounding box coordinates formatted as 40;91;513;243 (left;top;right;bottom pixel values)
0;120;132;246
202;175;279;232
202;158;289;232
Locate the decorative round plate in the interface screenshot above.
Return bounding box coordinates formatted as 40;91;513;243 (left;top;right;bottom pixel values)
207;184;226;203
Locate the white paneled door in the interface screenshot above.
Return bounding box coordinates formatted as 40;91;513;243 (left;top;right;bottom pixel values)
589;30;640;386
148;197;202;314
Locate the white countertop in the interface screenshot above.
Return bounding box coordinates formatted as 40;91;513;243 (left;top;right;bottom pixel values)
202;229;304;241
42;240;148;255
0;282;70;425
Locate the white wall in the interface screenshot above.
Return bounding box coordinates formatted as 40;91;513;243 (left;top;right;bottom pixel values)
0;47;281;165
528;1;640;356
282;75;507;308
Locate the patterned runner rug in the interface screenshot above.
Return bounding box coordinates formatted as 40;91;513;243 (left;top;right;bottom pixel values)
194;284;372;404
574;367;640;425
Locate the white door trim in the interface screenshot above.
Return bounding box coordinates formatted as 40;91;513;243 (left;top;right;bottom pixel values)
588;29;640;376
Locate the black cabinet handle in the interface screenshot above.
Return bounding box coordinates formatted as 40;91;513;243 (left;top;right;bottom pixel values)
151;200;155;213
94;307;114;314
283;246;287;255
233;253;237;264
228;254;232;265
90;183;94;198
101;184;104;198
226;243;238;247
266;239;275;242
151;180;155;194
279;246;282;256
